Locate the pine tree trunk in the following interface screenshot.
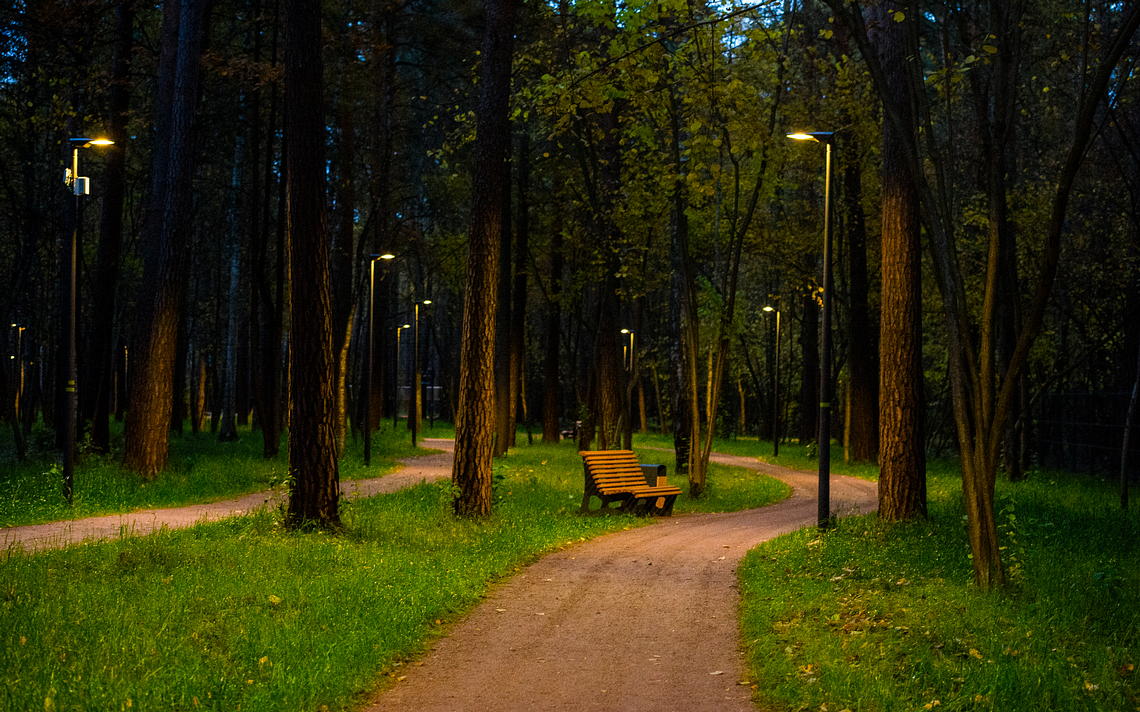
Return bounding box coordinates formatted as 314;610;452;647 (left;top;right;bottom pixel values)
453;0;518;517
284;0;340;528
123;0;208;478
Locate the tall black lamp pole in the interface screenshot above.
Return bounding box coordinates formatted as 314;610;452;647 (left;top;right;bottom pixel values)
364;253;394;466
64;137;113;505
788;131;835;529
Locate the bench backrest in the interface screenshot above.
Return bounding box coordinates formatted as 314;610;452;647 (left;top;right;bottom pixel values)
580;450;649;490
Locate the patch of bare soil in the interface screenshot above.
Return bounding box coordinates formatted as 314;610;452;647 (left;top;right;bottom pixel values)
0;438;455;553
362;452;877;712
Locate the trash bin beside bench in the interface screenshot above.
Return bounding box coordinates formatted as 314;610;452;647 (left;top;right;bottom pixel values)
579;450;682;516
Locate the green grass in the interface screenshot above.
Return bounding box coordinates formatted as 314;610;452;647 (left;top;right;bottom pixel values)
0;420;428;528
1;438;789;712
739;465;1140;711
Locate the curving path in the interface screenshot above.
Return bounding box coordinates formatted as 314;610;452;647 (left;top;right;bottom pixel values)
1;438;455;553
362;451;877;712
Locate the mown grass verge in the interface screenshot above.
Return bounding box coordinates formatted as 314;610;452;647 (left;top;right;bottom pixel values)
0;421;428;528
2;439;787;711
739;465;1140;711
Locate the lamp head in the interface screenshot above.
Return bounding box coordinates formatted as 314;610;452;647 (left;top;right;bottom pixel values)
620;329;631;334
69;137;115;149
763;306;775;313
787;131;835;144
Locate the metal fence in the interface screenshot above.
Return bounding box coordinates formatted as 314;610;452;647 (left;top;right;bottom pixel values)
1033;390;1138;475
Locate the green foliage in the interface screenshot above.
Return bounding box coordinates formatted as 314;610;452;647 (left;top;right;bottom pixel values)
739;465;1140;711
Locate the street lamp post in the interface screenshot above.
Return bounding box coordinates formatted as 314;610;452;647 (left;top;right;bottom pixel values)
621;329;634;371
394;323;409;430
788;131;835;529
763;306;781;457
11;324;24;423
63;137;113;505
412;300;431;448
364;253;394;466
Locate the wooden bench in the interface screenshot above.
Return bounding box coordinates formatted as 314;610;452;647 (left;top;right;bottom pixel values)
579;449;683;516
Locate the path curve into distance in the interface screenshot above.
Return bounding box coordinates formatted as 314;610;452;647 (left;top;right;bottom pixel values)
362;451;877;712
1;438;455;553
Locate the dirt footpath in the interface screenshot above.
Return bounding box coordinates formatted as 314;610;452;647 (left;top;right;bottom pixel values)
362;453;878;712
0;438;455;553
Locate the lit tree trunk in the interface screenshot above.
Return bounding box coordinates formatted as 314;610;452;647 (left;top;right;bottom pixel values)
124;0;208;478
875;0;926;520
284;0;339;528
453;0;518;517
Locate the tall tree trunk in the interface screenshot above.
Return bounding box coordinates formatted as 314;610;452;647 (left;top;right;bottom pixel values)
219;99;247;443
82;0;133;453
123;0;209;477
453;0;518;517
799;284;819;446
875;0;926;520
284;0;339;528
541;211;563;443
511;132;530;439
842;129;878;463
493;153;513;456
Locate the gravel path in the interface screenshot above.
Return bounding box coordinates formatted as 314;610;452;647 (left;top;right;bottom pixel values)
362;451;878;712
0;438;455;553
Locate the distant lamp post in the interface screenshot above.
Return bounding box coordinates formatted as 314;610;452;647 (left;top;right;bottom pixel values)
412;300;431;448
63;137;114;505
621;329;634;371
788;130;835;529
763;306;781;457
364;253;395;466
11;324;24;421
394;323;410;430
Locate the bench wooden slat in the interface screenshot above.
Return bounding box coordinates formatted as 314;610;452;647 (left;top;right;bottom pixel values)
579;449;681;516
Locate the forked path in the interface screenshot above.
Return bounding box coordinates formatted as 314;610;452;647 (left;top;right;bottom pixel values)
364;452;877;712
1;438;455;553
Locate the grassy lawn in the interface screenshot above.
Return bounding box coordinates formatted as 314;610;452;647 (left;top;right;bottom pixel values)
0;420;433;528
739;465;1140;711
1;437;787;712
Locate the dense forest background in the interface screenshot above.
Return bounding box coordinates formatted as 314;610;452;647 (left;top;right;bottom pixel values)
1;0;1138;523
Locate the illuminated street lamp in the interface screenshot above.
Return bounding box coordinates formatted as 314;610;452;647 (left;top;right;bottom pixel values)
364;253;395;465
11;324;24;422
63;137;114;504
621;328;634;371
412;300;431;448
788;130;834;529
394;323;410;430
763;306;781;457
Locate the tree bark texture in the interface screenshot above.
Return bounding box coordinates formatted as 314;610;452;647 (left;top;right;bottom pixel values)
123;0;208;477
452;0;518;517
875;0;926;521
284;0;340;528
